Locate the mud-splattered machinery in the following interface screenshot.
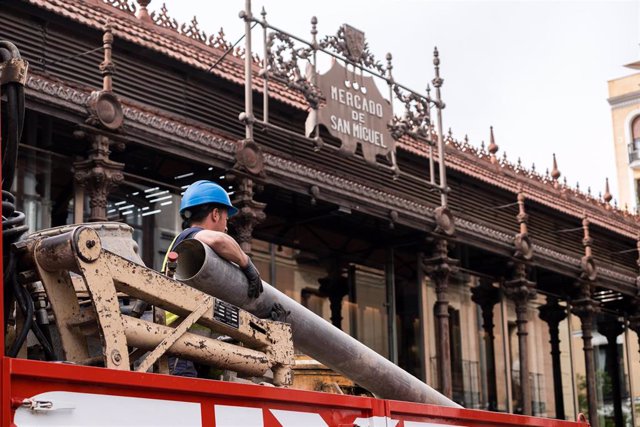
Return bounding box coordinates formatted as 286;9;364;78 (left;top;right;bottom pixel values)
12;224;294;386
11;221;458;408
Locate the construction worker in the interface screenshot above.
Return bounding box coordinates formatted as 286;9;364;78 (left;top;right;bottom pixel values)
164;180;263;376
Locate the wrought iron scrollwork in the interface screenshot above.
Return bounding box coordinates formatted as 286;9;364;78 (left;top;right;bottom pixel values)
389;85;433;143
266;32;319;108
318;25;386;75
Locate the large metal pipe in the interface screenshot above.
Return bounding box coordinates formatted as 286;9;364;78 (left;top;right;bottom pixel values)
174;239;461;407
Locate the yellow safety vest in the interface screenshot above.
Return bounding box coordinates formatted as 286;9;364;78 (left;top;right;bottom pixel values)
162;234;180;326
161;233;209;333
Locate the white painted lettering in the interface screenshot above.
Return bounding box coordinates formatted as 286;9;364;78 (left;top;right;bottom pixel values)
346;91;353;107
362;98;370;114
337;117;351;135
376;103;383;117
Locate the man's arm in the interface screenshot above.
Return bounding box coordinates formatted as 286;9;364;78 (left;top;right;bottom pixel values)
193;230;249;267
193;230;263;298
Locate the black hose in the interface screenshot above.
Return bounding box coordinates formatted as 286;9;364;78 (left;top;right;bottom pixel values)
1;40;49;357
8;258;32;357
0;44;25;192
18;284;54;359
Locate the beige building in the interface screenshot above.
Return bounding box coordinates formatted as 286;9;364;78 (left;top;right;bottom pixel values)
608;64;640;208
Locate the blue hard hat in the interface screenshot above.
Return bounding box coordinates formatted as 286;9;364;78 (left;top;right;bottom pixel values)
180;180;238;217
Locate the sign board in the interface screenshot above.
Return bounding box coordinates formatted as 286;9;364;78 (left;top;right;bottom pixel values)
306;60;395;165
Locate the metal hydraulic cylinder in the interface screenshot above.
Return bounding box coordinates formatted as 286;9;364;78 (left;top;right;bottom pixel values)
174;239;461;408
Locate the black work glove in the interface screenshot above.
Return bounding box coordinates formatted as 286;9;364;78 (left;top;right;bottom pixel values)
242;257;263;299
270;302;291;323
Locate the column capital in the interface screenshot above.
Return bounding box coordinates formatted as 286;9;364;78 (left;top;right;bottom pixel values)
502;261;536;305
570;297;600;322
538;296;567;328
598;317;624;341
422;238;459;289
229;176;266;255
72;130;124;222
471;280;501;309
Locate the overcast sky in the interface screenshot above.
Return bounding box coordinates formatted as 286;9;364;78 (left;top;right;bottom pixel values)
160;0;639;203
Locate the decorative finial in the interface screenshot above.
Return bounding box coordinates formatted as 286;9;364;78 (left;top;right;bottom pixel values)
310;17;318;62
426;83;431;97
551;153;561;187
261;6;267;18
603;177;612;207
447;127;453;138
385;52;393;77
582;212;592;258
136;0;152;22
100;20;115;92
587;186;591;196
480;140;486;153
517;157;522;169
576;181;580;192
531;163;536;173
431;47;443;89
514;184;532;259
488;126;499;164
545;168;550;179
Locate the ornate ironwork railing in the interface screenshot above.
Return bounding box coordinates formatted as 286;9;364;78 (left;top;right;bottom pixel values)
237;0;451;210
627;142;640;167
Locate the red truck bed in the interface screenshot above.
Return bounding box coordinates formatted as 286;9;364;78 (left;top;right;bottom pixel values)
2;358;587;427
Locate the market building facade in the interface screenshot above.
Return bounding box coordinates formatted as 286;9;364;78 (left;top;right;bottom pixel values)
2;1;640;426
609;62;640;211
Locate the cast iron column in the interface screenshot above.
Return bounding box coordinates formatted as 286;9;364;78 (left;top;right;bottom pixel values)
502;262;536;416
471;279;501;411
423;238;457;399
317;262;348;329
598;318;624;427
73;22;125;222
572;296;599;427
229;177;266;256
538;296;567;420
571;214;600;427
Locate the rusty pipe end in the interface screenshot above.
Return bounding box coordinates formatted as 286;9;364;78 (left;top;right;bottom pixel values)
174;238;207;280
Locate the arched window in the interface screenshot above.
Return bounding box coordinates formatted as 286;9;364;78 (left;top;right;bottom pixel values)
632;116;640;151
